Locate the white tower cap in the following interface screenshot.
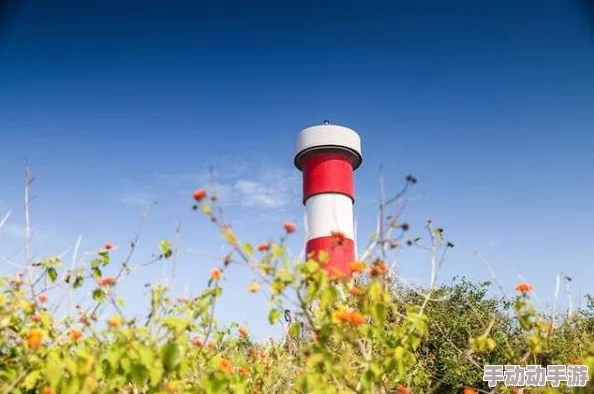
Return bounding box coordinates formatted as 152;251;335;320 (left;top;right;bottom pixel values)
294;122;363;170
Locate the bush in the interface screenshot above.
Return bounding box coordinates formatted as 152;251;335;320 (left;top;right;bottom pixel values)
1;182;594;394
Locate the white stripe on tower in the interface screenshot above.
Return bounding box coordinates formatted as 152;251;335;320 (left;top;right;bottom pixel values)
294;121;363;278
305;194;354;239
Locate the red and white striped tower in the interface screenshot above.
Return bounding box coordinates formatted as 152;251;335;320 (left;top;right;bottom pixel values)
294;121;363;278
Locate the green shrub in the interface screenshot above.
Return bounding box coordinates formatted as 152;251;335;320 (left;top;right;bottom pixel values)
1;184;593;394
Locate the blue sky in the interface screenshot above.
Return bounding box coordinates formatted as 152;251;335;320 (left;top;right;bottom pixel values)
1;0;594;340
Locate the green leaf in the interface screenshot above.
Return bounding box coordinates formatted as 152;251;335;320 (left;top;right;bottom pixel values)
320;286;337;309
92;288;106;302
73;276;84;288
289;322;301;337
372;303;386;322
368;281;382;302
47;267;58;283
269;308;281;325
91;267;102;280
362;368;375;391
406;312;428;336
272;245;285;258
130;363;149;384
91;258;101;269
159;240;173;258
162;316;189;334
23;370;41;390
306;353;325;369
242;243;254;256
161;343;181;372
149;364;164;387
101;251;110;266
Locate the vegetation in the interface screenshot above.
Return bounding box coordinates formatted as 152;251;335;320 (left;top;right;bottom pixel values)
1;174;593;393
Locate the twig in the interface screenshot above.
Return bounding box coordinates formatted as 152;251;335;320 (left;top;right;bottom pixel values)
475;250;509;300
171;220;181;284
378;165;387;261
0;210;12;232
24;163;34;266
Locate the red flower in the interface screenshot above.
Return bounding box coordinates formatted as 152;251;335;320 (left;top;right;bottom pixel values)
369;260;388;277
210;268;222;280
104;241;114;250
283;222;296;233
238;326;249;339
396;384;410;394
238;366;250;377
515;282;533;294
193;189;207;202
349;287;364;296
37;293;48;303
99;276;117;287
69;328;83;342
257;242;271;252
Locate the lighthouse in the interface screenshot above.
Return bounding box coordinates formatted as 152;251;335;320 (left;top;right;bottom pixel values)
294;121;363;277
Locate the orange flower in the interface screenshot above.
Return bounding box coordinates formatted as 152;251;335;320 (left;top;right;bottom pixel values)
283;222;296;233
333;309;351;323
330;231;347;246
31;314;42;323
210;268;222;280
349;261;366;273
238;366;250;377
349;287;364;296
238;326;249;339
396;384;411;394
369;260;388;276
572;358;580;365
69;328;83;342
104;241;114;250
218;357;233;374
107;316;122;329
41;387;52;394
257;242;271;252
252;388;262;394
333;309;366;326
37;293;48;303
348;311;366;326
193;189;207;202
191;337;203;347
463;388;478;394
26;328;43;349
99;276;117;287
515;282;533;294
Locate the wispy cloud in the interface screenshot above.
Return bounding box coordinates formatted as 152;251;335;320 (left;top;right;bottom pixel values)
133;159;301;211
233;168;299;209
117;191;156;206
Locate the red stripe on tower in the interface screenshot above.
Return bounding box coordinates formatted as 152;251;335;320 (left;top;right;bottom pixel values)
294;121;363;278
